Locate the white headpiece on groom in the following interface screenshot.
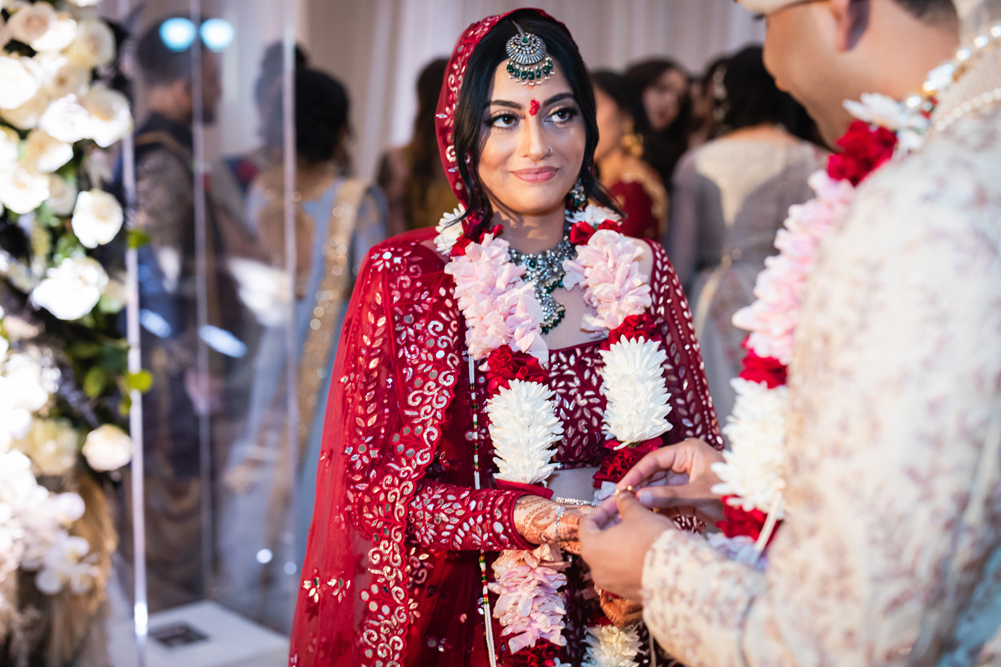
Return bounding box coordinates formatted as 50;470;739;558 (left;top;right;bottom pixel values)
735;0;802;14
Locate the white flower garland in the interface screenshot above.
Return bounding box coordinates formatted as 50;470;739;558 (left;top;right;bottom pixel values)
438;204;661;665
582;623;642;667
599;338;672;446
714;378;788;518
488;379;563;486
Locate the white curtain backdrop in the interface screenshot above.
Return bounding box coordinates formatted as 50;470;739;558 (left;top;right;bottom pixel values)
301;0;765;180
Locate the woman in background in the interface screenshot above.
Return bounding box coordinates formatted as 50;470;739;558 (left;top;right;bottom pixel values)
377;58;460;235
591;70;667;241
667;45;825;423
218;67;386;631
685;55;728;150
624;58;691;193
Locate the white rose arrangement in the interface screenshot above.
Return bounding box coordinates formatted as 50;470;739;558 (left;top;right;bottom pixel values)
70;189;123;248
0;3;140;662
81;424;132;471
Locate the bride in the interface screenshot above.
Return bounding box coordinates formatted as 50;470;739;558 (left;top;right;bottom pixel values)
290;9;721;666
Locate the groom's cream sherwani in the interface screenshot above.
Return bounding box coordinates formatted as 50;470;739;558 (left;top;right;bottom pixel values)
640;24;1001;667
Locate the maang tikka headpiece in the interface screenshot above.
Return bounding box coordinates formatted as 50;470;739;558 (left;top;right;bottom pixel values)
505;22;555;85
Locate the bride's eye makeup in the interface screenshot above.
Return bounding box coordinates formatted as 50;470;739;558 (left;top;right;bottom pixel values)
485;102;579;130
487;112;520;129
547;106;579;126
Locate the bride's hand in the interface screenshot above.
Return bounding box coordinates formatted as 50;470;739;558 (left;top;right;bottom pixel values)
514;496;592;555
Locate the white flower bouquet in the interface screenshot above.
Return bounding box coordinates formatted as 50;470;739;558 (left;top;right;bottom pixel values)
0;2;140;664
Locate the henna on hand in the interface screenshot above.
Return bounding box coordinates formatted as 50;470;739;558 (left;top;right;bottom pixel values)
514;495;557;545
599;590;644;628
514;496;593;553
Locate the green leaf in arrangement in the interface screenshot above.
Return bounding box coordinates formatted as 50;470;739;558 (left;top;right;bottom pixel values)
118;393;131;417
83;366;108;398
97;346;126;374
35;204;59;228
124;370;153;393
68;341;104;359
97;292;125;314
127;229;151;249
53;232;85;263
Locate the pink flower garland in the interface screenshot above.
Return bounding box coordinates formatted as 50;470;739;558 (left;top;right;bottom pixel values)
444;233;549;363
731;172;854;365
563;229;652;333
489;544;569;653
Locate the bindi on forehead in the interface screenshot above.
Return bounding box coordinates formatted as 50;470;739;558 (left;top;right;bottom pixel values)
529;100;541;116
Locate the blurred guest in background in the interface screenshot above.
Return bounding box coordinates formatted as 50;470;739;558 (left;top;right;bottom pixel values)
376;58;459;236
667;45;825;421
624;58;691;194
591;70;667;241
121;15;250;611
685;55;728;150
218;67;386;631
211;42;309;234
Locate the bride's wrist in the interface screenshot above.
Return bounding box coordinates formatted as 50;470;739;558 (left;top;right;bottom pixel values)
514;495;557;544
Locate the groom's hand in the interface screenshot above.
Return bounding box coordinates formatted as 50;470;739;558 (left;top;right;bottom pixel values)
579;489;673;602
617;438;727;525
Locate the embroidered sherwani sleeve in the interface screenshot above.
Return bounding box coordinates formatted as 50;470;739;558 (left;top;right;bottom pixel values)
639;126;1001;667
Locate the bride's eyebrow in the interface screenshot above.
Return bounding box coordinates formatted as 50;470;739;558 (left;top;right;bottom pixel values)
486;92;577;111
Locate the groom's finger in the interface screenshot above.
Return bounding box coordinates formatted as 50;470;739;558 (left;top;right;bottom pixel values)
614;488;650;520
636;483;703;509
615;447;683;491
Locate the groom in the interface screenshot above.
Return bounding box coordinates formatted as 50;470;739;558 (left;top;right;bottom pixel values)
580;0;1001;664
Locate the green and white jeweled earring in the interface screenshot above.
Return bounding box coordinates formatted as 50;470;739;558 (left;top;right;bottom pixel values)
567;178;587;211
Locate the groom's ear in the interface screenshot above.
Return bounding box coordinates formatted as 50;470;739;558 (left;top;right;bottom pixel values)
829;0;871;52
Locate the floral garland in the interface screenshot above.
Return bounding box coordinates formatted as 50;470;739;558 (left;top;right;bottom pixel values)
0;1;140;660
710;93;933;559
437;203;672;666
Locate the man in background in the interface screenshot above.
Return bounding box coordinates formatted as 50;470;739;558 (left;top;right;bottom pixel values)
123;15;249;610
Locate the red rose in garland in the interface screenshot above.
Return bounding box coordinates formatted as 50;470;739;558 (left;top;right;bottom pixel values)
484;345;548;396
827;120;898;186
569;219;619;246
717;497;772;543
738;342;788;388
603;313;659;349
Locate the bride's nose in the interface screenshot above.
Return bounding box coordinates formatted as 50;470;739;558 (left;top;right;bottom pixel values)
520;115;551;162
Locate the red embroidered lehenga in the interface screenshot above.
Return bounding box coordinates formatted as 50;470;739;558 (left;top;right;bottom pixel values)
290;10;722;667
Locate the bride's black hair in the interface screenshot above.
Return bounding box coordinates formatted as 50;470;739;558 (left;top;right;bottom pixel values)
452;10;620;225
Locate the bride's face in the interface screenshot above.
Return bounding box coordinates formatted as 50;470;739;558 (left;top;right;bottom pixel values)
476;63;586;218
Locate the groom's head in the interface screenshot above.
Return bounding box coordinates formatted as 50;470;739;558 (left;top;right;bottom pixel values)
742;0;958;145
